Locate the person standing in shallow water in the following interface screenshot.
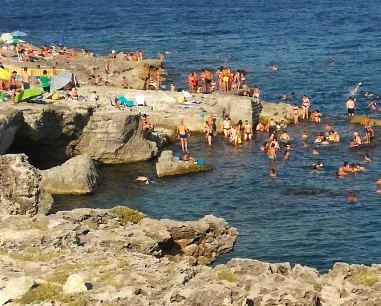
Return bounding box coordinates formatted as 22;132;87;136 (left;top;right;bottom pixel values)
346;97;355;117
267;143;277;161
293;104;299;124
302;95;310;120
176;120;189;152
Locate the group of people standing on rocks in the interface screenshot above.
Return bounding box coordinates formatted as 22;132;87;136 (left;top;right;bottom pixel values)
185;67;259;96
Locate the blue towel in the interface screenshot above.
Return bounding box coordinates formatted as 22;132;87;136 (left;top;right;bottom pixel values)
117;96;134;107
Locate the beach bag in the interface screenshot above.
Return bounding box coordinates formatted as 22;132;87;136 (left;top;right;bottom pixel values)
213;131;217;137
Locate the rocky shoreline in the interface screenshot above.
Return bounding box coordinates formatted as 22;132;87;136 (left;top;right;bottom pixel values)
3;81;375;305
0;206;380;305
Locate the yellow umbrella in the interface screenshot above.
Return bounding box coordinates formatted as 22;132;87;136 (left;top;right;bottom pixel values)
0;68;11;80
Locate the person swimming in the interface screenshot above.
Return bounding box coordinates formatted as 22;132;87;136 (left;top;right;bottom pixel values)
365;153;371;162
136;176;152;185
270;169;277;178
348;192;357;202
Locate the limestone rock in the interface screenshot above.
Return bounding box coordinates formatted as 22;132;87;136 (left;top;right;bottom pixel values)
11;103;94;168
63;274;89;294
156;150;212;177
0;154;53;216
40;155;99;195
75;112;158;163
0;276;35;305
0;109;23;155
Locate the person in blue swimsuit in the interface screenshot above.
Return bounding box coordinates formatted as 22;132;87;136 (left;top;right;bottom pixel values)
177;120;190;151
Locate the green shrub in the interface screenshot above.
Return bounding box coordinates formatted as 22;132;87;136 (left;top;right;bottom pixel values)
358;271;379;287
110;207;145;224
217;269;239;282
97;271;115;282
18;283;61;304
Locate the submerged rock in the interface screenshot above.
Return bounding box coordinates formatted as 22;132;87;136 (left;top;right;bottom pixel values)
0;154;53;216
156;150;212;177
40;155;99;195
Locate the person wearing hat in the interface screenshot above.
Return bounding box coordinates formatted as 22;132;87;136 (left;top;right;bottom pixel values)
350;132;362;147
109;50;116;59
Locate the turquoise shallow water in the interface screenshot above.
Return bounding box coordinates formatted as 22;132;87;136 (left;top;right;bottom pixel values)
3;0;381;272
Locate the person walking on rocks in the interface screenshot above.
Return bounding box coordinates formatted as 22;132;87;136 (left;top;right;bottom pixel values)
177;120;190;152
104;61;110;82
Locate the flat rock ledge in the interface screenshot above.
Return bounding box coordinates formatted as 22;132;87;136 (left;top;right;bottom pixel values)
156;150;212;177
0;208;380;305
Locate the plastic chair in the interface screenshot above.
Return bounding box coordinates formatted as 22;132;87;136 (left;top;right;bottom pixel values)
136;95;146;107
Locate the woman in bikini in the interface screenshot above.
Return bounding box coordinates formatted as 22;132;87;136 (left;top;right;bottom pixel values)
230;125;238;146
293;104;299;124
302;95;310;120
221;116;231;137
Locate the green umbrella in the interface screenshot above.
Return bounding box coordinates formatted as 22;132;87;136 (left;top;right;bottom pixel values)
14;88;44;103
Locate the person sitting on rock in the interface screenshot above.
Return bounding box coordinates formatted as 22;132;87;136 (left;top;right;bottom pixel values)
141;114;154;138
109;50;116;59
182;152;195;163
122;77;129;89
67;87;78;100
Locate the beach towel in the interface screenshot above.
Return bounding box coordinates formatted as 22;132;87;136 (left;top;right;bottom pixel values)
117;96;134;107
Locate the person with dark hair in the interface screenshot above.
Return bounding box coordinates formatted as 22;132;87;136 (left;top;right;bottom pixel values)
270;169;276;178
243;120;252;140
8;71;17;103
267;143;277;161
39;70;50;93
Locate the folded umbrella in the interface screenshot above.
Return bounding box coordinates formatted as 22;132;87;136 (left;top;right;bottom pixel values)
0;68;11;80
14;88;44;103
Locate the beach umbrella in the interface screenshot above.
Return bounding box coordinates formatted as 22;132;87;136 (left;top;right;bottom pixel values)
50;71;75;91
14;88;44;103
58;32;65;46
0;33;13;42
11;31;28;38
0;68;11;80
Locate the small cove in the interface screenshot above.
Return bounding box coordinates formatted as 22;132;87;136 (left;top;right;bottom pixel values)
54;120;381;273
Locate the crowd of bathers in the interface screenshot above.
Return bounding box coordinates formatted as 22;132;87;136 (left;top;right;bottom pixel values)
185;67;259;96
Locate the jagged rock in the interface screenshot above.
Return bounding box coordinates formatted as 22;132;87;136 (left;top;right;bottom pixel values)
75;112;158;163
0;276;35;305
155;214;237;264
0;109;23;155
0;154;53;216
40;155;99;195
63;274;89;294
156;150;212;177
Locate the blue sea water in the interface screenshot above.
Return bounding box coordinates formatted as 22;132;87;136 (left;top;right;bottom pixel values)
3;0;381;272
